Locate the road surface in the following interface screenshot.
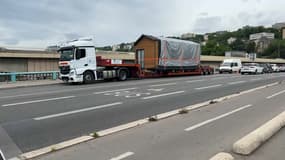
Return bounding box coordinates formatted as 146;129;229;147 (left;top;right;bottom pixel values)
0;73;284;158
34;74;285;160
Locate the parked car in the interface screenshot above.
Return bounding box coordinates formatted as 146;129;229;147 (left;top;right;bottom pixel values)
241;63;264;74
219;59;242;74
260;63;273;73
270;64;280;72
0;150;6;160
279;65;285;72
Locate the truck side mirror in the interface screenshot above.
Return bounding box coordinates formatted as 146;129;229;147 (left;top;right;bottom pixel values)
0;150;6;160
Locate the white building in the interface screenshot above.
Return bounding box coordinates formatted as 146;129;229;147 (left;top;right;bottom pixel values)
227;37;237;44
272;22;285;29
249;32;275;41
181;33;196;39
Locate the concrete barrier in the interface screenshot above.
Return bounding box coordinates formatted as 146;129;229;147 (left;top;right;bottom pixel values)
233;111;285;155
209;152;234;160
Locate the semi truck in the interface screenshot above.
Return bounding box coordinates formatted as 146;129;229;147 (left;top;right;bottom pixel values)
58;36;214;83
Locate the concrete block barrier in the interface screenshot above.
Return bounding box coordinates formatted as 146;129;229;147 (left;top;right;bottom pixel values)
233;111;285;155
209;152;234;160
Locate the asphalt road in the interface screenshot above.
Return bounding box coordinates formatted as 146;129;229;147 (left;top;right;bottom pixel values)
35;75;285;160
0;73;285;158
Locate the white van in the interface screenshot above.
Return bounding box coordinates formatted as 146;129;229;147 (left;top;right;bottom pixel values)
219;59;242;73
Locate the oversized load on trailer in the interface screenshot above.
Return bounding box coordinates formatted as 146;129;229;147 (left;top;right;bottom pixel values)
134;35;200;70
58;37;213;84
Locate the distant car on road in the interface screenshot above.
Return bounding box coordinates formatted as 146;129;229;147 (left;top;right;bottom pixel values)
241;63;264;75
260;63;273;73
0;150;6;160
219;59;242;74
279;65;285;72
270;64;280;72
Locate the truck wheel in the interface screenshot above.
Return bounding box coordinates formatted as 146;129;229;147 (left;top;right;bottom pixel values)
83;71;94;84
118;70;128;81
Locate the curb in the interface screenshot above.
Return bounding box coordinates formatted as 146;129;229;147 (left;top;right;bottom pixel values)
233;111;285;155
209;152;234;160
18;82;279;159
0;81;61;90
20;136;93;159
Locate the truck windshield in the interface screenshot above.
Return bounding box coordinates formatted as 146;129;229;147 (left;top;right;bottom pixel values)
222;62;231;66
59;49;74;61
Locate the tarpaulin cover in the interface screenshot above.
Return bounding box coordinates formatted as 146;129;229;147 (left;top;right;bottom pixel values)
158;37;201;67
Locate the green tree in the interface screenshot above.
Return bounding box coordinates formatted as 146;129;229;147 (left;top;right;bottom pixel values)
246;41;256;53
263;40;285;58
230;38;246;51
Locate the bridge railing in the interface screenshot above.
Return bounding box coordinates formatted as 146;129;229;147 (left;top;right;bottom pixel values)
0;71;59;83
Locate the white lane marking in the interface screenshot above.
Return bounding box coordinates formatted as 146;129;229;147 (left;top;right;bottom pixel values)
211;77;227;80
147;88;164;92
34;102;122;120
149;83;177;87
195;84;222;90
228;81;246;85
186;79;205;83
142;91;185;100
185;104;252;131
266;90;285;99
250;78;262;81
93;88;137;94
110;152;134;160
2;96;75;107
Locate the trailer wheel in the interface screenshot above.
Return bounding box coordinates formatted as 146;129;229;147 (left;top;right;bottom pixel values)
118;69;128;81
83;71;94;84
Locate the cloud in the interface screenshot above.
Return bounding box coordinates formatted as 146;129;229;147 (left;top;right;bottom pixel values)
193;16;223;33
0;0;284;48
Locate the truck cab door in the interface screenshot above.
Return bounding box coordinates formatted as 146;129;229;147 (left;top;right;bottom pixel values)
75;48;88;74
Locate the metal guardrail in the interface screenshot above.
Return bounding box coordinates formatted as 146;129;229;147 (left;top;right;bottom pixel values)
0;71;59;82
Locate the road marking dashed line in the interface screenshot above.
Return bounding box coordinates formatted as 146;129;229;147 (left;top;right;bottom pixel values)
2;96;75;107
110;152;134;160
195;84;222;90
149;83;177;87
185;104;252;131
93;88;137;94
267;90;285;99
228;81;246;85
33;102;122;120
142;91;185;100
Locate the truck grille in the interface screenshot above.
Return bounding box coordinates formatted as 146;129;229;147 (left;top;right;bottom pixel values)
59;66;70;74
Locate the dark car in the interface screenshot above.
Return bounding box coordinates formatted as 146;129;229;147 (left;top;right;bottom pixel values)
260;63;273;73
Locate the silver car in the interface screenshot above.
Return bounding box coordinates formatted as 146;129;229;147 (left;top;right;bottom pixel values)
241;63;264;75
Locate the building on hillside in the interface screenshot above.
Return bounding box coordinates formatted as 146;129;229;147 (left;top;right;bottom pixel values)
204;34;209;41
273;22;285;30
249;32;275;41
227;37;237;44
181;33;196;39
225;51;247;57
112;43;133;51
256;36;273;53
249;32;275;53
282;28;285;39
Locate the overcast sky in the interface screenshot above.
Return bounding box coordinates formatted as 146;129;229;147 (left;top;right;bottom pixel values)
0;0;284;49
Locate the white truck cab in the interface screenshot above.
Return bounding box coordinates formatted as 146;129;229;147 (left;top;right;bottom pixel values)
58;38;98;83
219;59;242;74
58;38;132;83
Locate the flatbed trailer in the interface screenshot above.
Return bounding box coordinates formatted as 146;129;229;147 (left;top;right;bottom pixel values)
58;37;214;84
